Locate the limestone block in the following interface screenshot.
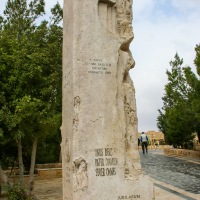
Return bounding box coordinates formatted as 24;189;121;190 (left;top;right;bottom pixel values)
62;0;154;199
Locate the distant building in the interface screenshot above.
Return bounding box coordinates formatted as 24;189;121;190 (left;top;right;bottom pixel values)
138;130;165;144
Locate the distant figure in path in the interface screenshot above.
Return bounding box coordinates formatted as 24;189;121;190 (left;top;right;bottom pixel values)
140;132;149;154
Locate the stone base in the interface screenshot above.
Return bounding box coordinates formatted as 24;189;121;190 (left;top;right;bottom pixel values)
73;175;154;200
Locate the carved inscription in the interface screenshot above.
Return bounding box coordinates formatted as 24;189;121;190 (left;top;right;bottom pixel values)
85;58;112;75
118;195;141;199
94;148;118;176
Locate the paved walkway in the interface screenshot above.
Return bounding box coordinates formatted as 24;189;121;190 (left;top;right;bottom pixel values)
141;150;200;200
140;150;200;194
33;178;62;200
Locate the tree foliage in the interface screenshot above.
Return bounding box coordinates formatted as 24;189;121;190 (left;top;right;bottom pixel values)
0;0;62;183
157;53;196;147
183;44;200;142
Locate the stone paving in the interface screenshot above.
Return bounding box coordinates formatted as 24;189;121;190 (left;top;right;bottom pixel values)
140;150;200;195
33;178;62;200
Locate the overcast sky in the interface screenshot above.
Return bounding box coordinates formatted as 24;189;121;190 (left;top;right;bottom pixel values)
0;0;200;132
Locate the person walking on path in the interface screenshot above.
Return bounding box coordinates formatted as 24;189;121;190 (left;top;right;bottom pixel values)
140;132;149;154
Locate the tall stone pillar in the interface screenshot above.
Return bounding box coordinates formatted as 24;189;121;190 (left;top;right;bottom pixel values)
62;0;154;200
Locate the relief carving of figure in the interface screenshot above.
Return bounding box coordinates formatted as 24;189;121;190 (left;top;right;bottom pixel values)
125;0;132;21
74;96;81;109
64;138;70;162
116;0;133;38
73;113;79;131
73;158;88;191
73;96;81;131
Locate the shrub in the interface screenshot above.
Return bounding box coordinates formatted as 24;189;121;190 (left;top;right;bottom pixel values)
6;183;37;200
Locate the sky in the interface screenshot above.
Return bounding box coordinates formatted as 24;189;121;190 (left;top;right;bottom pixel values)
0;0;200;132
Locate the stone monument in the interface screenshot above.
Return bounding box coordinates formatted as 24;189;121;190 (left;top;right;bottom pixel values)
61;0;154;199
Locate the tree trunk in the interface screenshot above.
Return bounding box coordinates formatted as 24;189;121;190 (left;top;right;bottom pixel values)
197;131;200;143
0;165;9;184
0;165;7;197
0;165;13;190
29;137;38;181
17;139;24;185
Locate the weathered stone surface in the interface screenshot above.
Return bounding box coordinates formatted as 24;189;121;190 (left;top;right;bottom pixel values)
62;0;154;199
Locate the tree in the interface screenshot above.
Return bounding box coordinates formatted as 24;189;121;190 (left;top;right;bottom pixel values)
157;53;194;147
0;0;62;186
184;44;200;142
0;0;46;185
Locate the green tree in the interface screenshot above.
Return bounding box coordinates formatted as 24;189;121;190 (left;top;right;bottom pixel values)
0;0;62;185
157;53;194;147
184;44;200;142
0;0;46;185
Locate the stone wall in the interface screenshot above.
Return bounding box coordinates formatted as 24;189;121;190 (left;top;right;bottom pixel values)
164;148;200;159
35;163;62;169
35;163;62;179
36;168;62;179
